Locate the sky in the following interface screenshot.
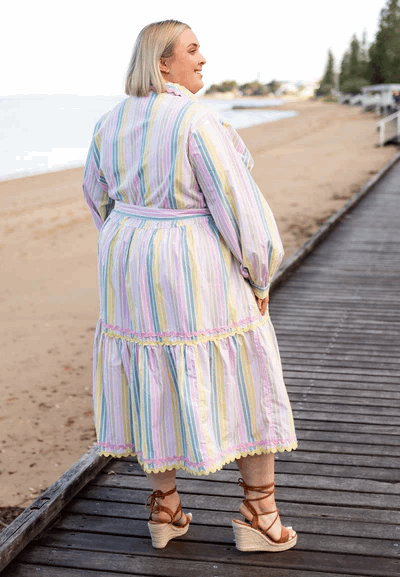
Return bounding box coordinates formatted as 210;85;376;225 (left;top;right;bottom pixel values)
2;0;387;96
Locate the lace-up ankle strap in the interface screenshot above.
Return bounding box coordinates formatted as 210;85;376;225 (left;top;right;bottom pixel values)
237;477;275;499
145;486;178;518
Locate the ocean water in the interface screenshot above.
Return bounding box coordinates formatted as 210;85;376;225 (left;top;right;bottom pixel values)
0;94;297;181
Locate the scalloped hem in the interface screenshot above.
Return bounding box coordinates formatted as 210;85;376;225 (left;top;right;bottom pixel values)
98;441;298;476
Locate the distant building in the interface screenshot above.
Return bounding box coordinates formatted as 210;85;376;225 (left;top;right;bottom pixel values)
276;81;298;95
275;80;318;97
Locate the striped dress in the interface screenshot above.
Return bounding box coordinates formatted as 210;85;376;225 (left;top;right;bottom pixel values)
83;81;297;476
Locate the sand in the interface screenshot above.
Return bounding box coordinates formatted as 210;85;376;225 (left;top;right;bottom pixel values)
1;97;398;515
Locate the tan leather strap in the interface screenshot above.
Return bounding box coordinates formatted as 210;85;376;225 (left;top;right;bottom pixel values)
238;477;290;543
145;486;190;526
145;486;177;522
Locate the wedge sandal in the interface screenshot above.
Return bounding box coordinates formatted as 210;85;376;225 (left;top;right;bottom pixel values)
145;485;192;549
232;477;297;552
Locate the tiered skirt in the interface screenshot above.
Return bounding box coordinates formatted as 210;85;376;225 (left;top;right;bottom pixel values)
92;201;297;475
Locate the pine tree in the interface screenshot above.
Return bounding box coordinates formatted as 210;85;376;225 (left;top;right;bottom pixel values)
349;34;361;77
339;50;351;91
381;0;400;82
359;28;369;80
339;33;370;94
316;49;335;96
366;0;400;84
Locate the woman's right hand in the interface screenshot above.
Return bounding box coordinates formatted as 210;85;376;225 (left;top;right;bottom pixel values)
253;289;269;316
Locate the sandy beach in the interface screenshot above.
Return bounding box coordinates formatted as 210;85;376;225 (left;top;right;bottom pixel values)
1;97;398;517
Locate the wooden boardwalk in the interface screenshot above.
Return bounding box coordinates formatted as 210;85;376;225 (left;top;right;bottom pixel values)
2;159;400;576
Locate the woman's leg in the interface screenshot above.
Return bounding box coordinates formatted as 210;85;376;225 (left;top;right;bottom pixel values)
144;469;188;525
235;452;295;540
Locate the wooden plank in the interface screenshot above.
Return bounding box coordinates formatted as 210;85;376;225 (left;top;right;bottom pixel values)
4;549;374;577
66;496;400;525
25;530;400;574
291;410;400;427
287;385;400;400
290;402;400;418
280;341;400;353
77;483;398;512
0;447;111;573
123;450;400;473
91;472;400;500
282;357;400;368
288;418;399;436
285;367;400;380
287;376;399;388
104;458;400;484
54;511;398;544
115;451;400;483
288;393;400;409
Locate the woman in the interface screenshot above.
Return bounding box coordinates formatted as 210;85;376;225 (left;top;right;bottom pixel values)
83;19;298;552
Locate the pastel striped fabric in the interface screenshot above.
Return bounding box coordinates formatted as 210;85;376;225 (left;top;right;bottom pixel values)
83;81;297;475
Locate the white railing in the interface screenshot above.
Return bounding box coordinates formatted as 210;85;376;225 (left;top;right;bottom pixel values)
376;110;400;146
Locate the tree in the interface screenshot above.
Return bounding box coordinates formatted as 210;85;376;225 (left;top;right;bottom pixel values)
366;0;400;84
359;28;370;80
339;50;351;91
205;80;238;94
316;49;335;96
266;79;281;94
239;81;269;96
380;0;400;82
205;84;219;95
340;77;370;95
339;32;370;94
348;34;361;78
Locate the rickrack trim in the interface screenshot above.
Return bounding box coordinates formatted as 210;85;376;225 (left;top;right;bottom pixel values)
98;441;298;475
101;313;270;346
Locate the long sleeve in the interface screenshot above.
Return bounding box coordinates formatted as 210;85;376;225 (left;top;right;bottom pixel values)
82;115;115;232
188;111;284;300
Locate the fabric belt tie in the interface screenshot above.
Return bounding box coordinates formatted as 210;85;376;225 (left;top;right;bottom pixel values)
113;200;211;220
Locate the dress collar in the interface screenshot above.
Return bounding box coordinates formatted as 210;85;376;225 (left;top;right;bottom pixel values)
150;81;198;101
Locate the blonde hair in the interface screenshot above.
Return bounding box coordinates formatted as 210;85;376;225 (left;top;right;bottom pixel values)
125;20;190;97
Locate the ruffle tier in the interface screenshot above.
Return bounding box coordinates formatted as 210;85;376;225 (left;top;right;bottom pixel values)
92;314;297;476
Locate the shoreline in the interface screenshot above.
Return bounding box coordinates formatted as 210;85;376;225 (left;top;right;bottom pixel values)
0;94;305;184
1;98;398;520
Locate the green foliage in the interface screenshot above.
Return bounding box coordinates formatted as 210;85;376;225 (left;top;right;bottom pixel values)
205;80;238;94
371;0;400;83
340;77;370;95
239;81;270;96
266;79;281;93
341;0;400;89
316;50;335;96
205;79;274;97
315;82;334;97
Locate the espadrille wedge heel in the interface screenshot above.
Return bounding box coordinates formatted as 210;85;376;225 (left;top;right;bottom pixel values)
232;477;297;552
145;486;192;549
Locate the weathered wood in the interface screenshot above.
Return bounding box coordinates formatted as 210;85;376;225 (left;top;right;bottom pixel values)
75;482;397;512
66;496;400;525
19;531;400;575
105;454;400;482
0;447;111;572
4;550;376;577
286;381;400;395
269;148;400;293
288;393;400;408
91;470;400;499
54;512;398;545
290;410;400;427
